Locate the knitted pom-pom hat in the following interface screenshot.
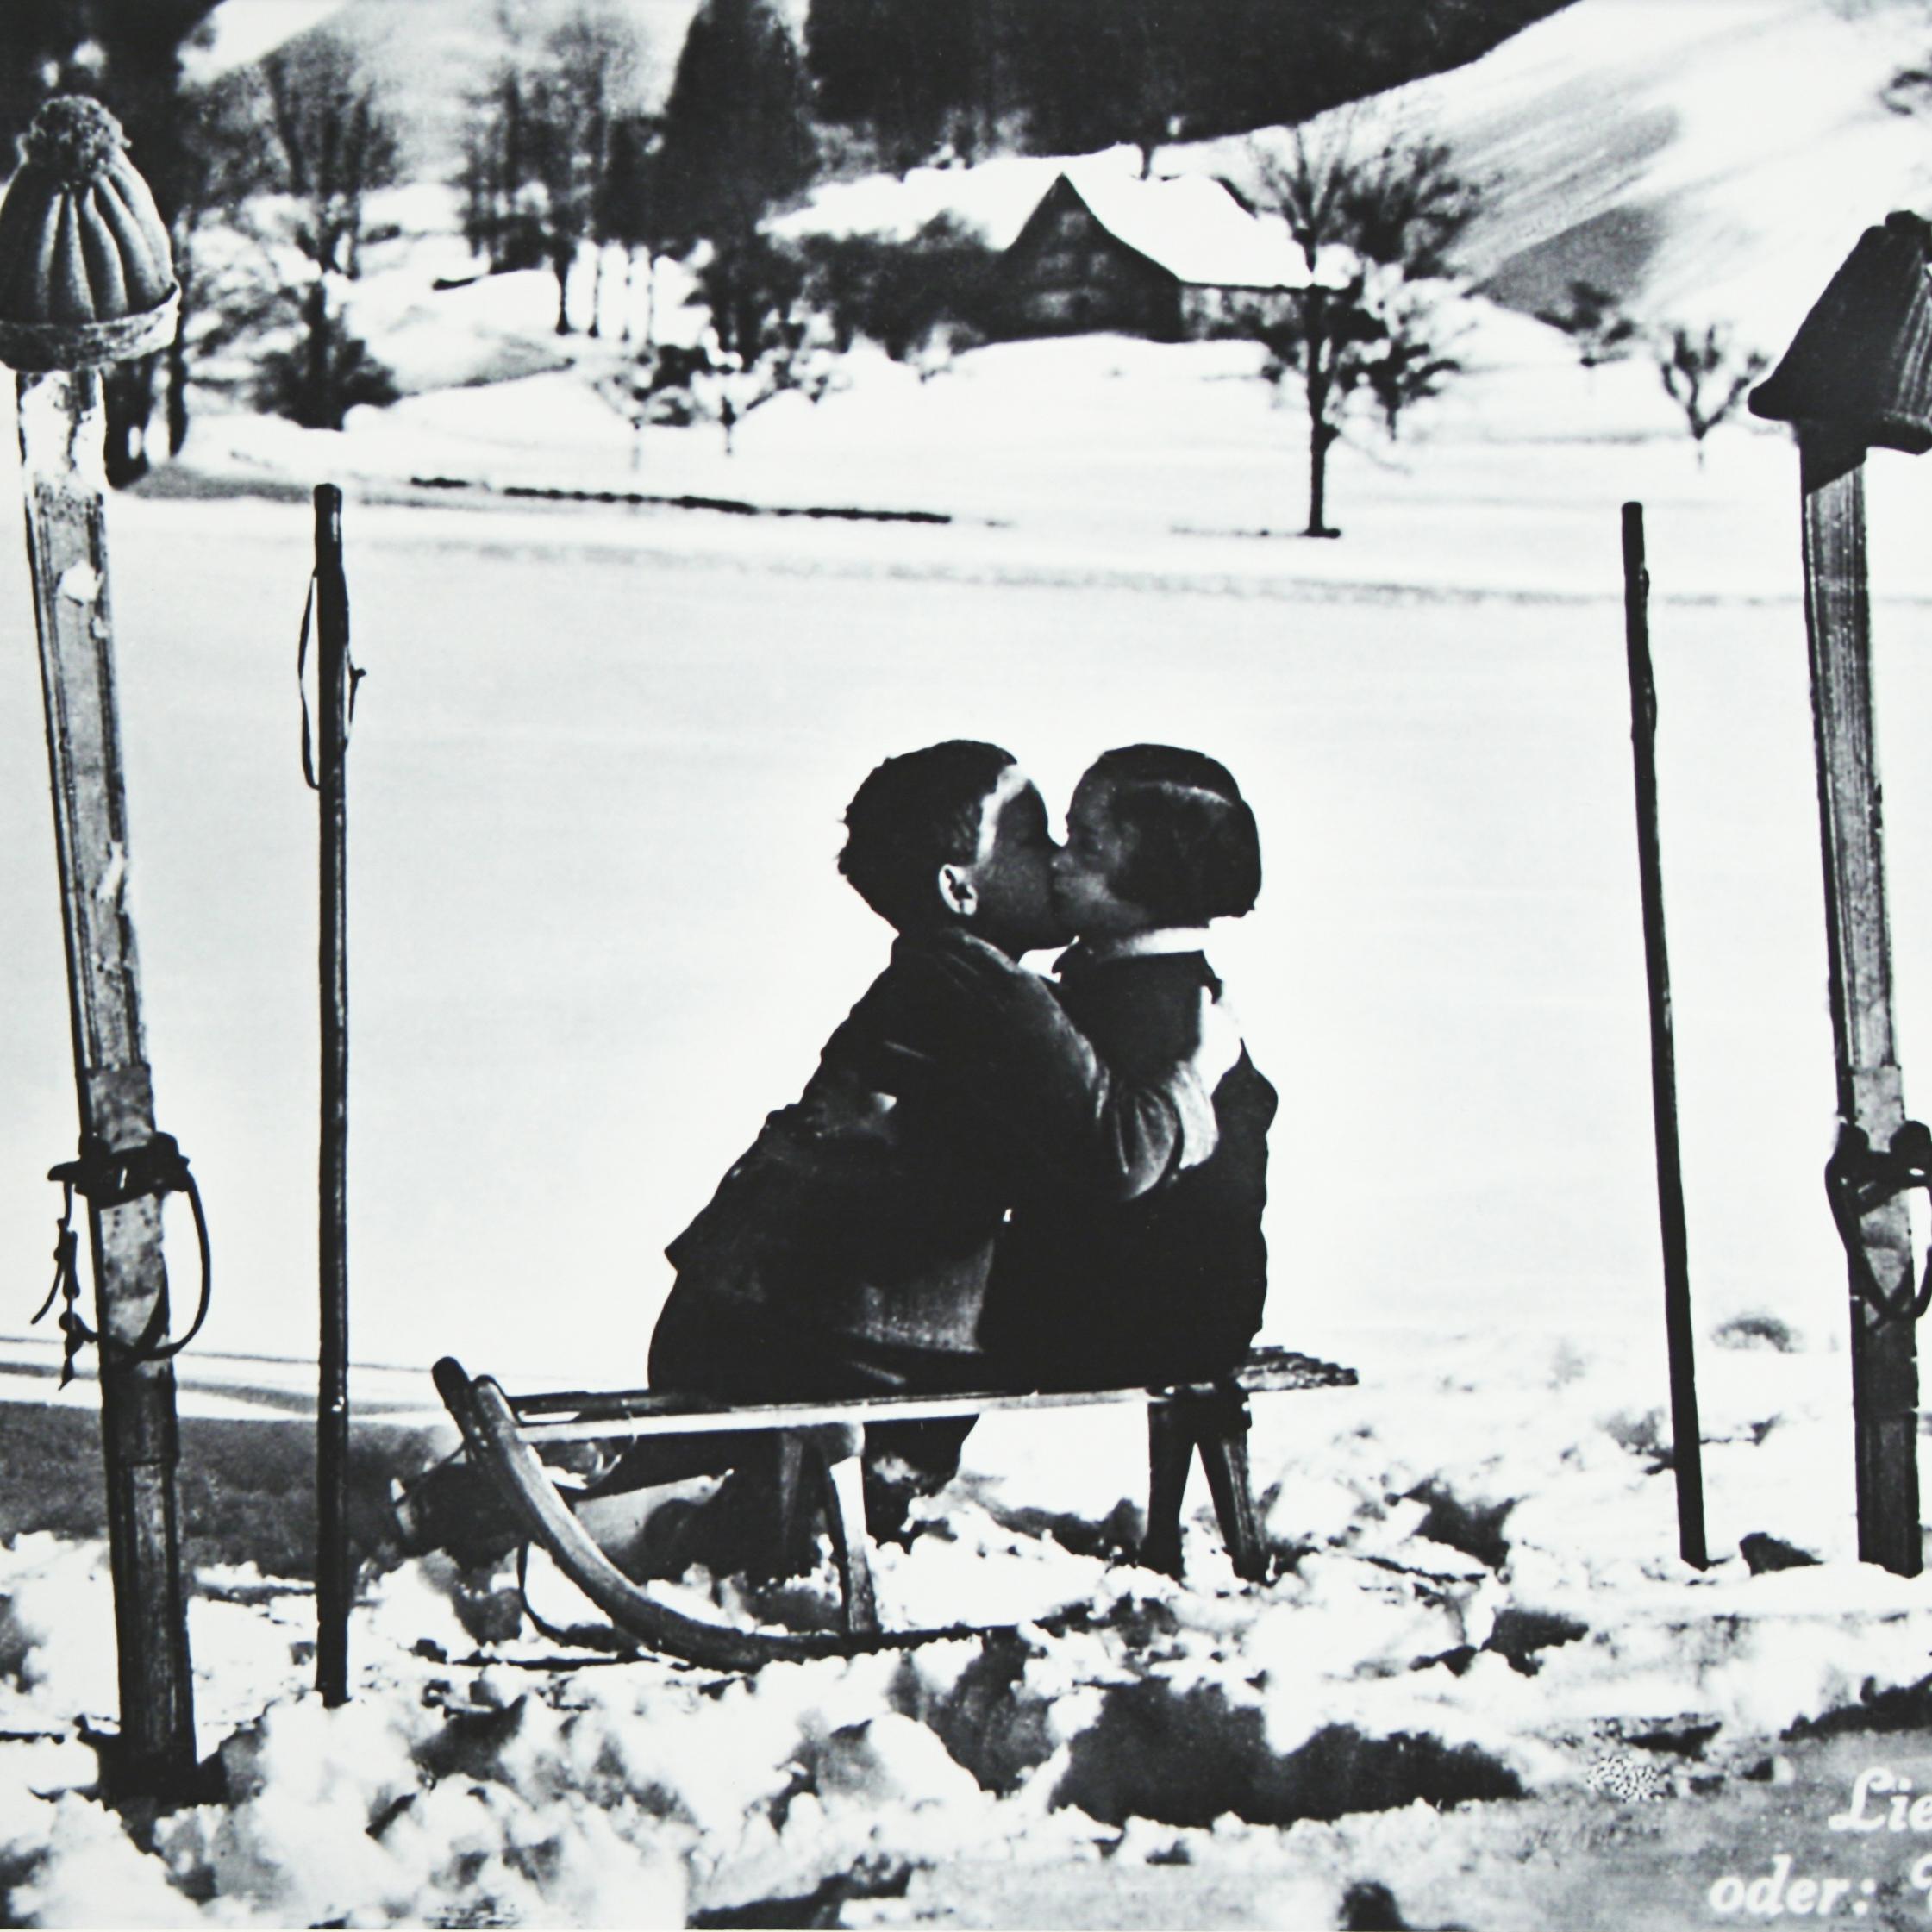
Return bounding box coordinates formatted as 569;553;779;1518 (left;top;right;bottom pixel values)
0;94;178;371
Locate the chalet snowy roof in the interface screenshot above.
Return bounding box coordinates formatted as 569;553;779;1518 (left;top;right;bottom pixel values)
1053;167;1316;291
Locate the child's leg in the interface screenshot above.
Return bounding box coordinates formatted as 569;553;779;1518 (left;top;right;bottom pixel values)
860;1416;978;1542
599;1279;803;1497
632;1285;874;1576
641;1285;991;1562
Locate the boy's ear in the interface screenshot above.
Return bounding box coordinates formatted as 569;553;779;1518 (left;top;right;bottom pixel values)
935;862;979;919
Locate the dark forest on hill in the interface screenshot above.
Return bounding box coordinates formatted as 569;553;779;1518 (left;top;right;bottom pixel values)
805;0;1578;168
3;0;1578;190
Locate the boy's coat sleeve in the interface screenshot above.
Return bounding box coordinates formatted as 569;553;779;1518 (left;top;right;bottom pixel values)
897;933;1219;1200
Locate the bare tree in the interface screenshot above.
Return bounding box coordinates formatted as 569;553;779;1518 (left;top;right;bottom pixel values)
457;3;646;333
597;109;662;347
1654;322;1768;465
1243;122;1479;535
164;66;279;454
250;29;403;428
458;6;547;277
531;6;645;335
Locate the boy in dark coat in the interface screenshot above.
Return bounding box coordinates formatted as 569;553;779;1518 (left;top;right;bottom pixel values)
979;746;1276;1391
637;740;1238;1555
398;741;1232;1568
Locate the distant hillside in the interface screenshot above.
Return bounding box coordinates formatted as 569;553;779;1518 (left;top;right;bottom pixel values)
1283;0;1932;348
173;0;1932;377
200;0;707;171
208;0;1576;182
784;0;1932;378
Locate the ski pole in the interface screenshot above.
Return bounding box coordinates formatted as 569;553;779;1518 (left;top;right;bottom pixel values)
1622;502;1708;1569
311;485;355;1702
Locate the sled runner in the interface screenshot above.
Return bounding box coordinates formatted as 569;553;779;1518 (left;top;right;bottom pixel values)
425;1348;1357;1671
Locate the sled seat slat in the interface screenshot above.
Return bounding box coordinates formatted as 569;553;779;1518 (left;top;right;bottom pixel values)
503;1347;1357;1446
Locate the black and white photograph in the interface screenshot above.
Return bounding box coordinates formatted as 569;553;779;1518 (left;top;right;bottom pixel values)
2;0;1931;1924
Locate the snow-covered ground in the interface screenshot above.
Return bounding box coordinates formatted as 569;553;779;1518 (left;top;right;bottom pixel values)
9;0;1932;1923
4;1321;1932;1927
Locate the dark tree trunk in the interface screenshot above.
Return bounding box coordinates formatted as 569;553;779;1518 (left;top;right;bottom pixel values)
1302;293;1341;537
553;241;574;335
166;307;190;457
302;278;337;430
102;357;154;491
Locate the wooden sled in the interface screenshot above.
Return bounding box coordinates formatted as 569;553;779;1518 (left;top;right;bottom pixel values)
430;1347;1358;1672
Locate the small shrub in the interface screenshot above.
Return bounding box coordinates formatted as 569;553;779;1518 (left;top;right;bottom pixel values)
254;325;400;429
1535;278;1640;367
794;215;998;362
1547;1338;1589;1388
681;232;842;449
636;341;722;426
1604;1407;1668;1460
1711;1312;1800;1353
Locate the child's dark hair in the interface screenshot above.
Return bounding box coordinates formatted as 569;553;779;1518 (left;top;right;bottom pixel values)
1086;744;1260;923
838;740;1016;928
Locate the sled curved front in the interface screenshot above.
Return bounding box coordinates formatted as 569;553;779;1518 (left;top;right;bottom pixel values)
435;1357;949;1671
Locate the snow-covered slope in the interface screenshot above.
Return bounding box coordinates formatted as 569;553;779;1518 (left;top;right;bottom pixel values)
188;0;700;169
783;0;1932;368
197;0;1932;362
1216;0;1932;351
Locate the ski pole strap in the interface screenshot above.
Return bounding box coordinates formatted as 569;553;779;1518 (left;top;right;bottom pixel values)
297;566;365;794
33;1133;213;1385
1825;1118;1932;1327
298;572;318;791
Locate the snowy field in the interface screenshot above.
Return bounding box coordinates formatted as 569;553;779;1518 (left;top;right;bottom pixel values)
12;0;1932;1920
8;320;1932;1390
4;319;1932;1924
